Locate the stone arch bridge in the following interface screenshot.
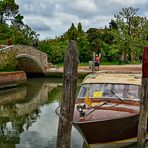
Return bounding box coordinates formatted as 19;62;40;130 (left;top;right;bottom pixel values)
1;45;53;75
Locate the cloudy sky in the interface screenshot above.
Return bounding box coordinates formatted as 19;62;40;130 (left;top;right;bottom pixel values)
15;0;148;40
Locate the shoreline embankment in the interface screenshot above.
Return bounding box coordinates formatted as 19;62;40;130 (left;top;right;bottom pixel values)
0;71;27;89
0;64;142;89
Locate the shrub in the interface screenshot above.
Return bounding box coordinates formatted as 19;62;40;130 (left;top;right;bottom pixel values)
0;50;18;71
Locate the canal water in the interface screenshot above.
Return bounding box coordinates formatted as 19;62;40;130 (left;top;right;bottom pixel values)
0;78;147;148
0;78;84;148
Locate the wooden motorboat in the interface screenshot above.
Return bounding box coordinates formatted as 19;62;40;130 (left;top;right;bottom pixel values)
73;73;142;145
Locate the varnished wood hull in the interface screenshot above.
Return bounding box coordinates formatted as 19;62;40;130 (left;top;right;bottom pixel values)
73;73;142;145
73;114;139;144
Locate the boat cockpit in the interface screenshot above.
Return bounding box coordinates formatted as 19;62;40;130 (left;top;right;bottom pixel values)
77;83;141;101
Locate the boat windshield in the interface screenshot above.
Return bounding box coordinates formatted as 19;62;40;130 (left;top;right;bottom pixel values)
77;83;141;100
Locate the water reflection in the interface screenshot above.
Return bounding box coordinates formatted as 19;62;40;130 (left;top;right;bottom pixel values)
0;78;84;148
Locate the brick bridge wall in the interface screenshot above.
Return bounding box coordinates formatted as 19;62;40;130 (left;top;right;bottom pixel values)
0;71;27;89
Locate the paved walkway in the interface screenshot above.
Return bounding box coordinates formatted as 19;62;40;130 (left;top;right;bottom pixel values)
92;64;141;73
47;64;142;78
60;64;141;72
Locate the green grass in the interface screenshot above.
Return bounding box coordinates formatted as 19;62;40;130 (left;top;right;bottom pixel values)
56;62;64;67
79;61;119;66
0;69;16;72
56;61;119;67
55;60;140;67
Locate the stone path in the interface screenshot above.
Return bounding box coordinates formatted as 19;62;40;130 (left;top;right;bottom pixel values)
47;64;142;78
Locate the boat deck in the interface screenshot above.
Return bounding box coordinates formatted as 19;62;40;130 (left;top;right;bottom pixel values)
74;101;139;123
82;73;141;85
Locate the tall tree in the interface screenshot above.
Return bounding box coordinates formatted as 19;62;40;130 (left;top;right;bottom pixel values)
11;13;24;29
115;7;139;35
0;0;19;24
87;28;101;71
77;22;83;33
67;23;79;40
109;19;118;30
111;7;141;63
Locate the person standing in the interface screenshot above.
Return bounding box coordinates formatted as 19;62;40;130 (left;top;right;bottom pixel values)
95;54;101;71
8;38;12;46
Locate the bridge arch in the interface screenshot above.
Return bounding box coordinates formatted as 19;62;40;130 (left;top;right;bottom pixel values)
10;45;53;75
16;54;46;74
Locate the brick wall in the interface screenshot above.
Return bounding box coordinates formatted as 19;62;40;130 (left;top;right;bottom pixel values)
0;71;27;89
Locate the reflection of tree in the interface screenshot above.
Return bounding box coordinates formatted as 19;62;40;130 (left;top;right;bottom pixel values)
47;83;81;104
23;109;40;130
0;106;40;146
0;78;63;147
47;86;62;103
0;117;20;146
0;79;48;146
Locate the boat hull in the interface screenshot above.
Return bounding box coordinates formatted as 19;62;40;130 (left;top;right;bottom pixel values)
73;114;139;145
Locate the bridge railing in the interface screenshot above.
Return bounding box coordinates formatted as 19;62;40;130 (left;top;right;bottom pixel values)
0;45;14;51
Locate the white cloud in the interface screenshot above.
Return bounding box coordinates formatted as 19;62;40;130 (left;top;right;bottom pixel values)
15;0;148;40
144;11;148;17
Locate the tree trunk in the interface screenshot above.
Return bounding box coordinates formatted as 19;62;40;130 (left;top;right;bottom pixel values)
123;49;128;63
56;40;79;148
119;53;124;65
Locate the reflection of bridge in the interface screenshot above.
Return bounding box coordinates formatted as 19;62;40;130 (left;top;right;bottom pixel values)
1;45;53;75
0;80;60;117
0;80;61;146
15;82;49;115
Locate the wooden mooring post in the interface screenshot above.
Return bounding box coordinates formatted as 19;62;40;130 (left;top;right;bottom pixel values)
137;46;148;148
56;40;79;148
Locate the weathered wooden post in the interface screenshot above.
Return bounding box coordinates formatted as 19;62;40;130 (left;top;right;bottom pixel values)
56;40;79;148
92;51;96;72
137;46;148;148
